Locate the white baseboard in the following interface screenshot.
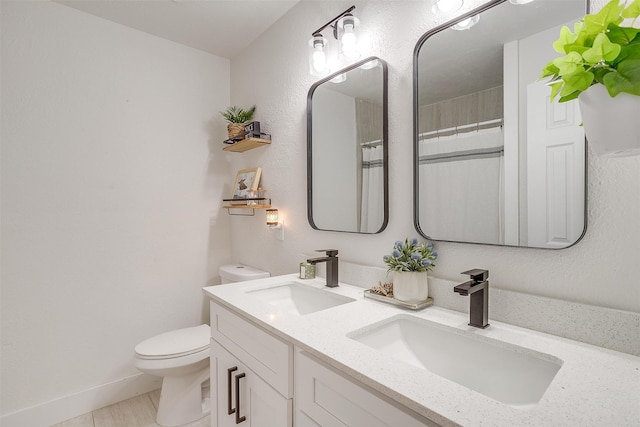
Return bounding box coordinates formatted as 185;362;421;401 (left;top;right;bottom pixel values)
0;373;162;427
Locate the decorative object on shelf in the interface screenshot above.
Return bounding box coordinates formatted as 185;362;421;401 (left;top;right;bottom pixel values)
299;261;316;279
220;105;256;139
540;0;640;157
266;209;284;240
308;5;361;77
383;238;437;303
369;281;393;297
231;167;261;204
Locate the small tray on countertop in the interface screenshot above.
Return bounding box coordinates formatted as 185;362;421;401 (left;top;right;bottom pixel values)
363;290;433;310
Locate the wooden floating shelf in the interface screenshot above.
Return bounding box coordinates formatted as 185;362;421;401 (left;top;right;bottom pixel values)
223;137;271;152
223;204;272;209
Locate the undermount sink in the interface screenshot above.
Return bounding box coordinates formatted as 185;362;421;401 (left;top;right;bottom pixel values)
246;282;355;315
348;315;563;409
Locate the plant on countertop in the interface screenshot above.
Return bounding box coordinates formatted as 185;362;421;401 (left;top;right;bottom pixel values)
220;105;256;124
540;0;640;102
383;238;437;272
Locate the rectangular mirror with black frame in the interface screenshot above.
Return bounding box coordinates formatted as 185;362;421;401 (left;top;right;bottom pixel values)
413;0;588;249
308;56;388;234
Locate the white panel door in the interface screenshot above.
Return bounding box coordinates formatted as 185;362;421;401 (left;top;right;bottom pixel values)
526;81;585;248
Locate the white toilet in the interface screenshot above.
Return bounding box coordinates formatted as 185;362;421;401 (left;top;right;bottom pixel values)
134;264;269;426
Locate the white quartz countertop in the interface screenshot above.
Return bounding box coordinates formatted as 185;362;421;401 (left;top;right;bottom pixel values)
203;274;640;426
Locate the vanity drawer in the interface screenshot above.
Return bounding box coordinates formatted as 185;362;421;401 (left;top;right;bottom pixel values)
295;348;438;427
210;301;293;398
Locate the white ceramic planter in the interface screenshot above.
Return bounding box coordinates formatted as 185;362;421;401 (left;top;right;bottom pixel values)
393;271;428;303
579;84;640;157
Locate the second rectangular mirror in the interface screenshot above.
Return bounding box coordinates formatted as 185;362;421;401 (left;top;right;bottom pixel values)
413;0;587;249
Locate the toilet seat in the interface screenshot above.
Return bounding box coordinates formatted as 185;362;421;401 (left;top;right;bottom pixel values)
135;324;210;360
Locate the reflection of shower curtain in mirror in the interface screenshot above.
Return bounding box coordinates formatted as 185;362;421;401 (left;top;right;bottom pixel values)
356;98;384;233
419;127;504;244
361;145;384;232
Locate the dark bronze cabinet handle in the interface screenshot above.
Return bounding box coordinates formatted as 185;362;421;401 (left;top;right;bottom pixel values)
227;367;238;415
235;372;246;424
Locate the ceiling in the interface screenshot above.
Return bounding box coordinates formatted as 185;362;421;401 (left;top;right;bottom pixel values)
417;0;584;105
54;0;300;58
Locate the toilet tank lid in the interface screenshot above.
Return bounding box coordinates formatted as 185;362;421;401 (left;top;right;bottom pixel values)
219;264;270;282
135;324;210;358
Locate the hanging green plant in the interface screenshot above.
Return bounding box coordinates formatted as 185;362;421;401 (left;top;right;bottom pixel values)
540;0;640;102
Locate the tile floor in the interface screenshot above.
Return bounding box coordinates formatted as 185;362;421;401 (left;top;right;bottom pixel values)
51;390;210;427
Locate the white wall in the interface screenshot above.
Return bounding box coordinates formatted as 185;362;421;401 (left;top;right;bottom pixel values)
229;0;639;313
1;1;231;423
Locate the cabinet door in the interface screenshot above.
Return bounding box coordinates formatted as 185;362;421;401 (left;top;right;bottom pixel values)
210;301;293;398
295;349;438;427
212;340;292;427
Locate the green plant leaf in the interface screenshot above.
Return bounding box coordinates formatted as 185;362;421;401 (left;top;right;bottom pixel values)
583;0;625;36
549;81;563;101
220;105;256;123
606;24;640;45
583;33;622;63
622;0;640;19
615;43;640;65
592;67;613;84
553;51;584;76
560;68;595;97
602;59;640;95
564;43;590;56
540;61;560;79
559;91;581;103
553;26;577;53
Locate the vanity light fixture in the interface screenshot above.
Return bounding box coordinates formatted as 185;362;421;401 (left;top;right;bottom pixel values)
266;209;284;240
451;14;480;30
434;0;464;13
309;34;329;76
337;13;360;60
308;5;361;77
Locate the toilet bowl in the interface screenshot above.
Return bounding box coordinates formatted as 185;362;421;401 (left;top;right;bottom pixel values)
134;265;269;426
134;324;211;427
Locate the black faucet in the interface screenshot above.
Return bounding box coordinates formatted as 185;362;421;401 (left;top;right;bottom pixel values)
306;249;339;287
454;269;489;329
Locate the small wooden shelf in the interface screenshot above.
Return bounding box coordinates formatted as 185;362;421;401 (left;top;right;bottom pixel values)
223;137;271;152
222;198;271;216
223;204;272;209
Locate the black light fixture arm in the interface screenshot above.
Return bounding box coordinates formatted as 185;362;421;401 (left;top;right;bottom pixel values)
311;5;356;39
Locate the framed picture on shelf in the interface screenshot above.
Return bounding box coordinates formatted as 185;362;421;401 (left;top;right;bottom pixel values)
231;167;262;204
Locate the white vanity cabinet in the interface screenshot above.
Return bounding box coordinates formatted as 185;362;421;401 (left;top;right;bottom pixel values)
212;340;292;427
294;349;437;427
210;301;293;427
209;300;435;427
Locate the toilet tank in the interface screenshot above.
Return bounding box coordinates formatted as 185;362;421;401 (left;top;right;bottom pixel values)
219;264;270;284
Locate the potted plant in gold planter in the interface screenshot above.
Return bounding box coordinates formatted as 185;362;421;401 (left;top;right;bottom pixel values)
220;105;256;140
540;0;640;157
383;238;437;303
